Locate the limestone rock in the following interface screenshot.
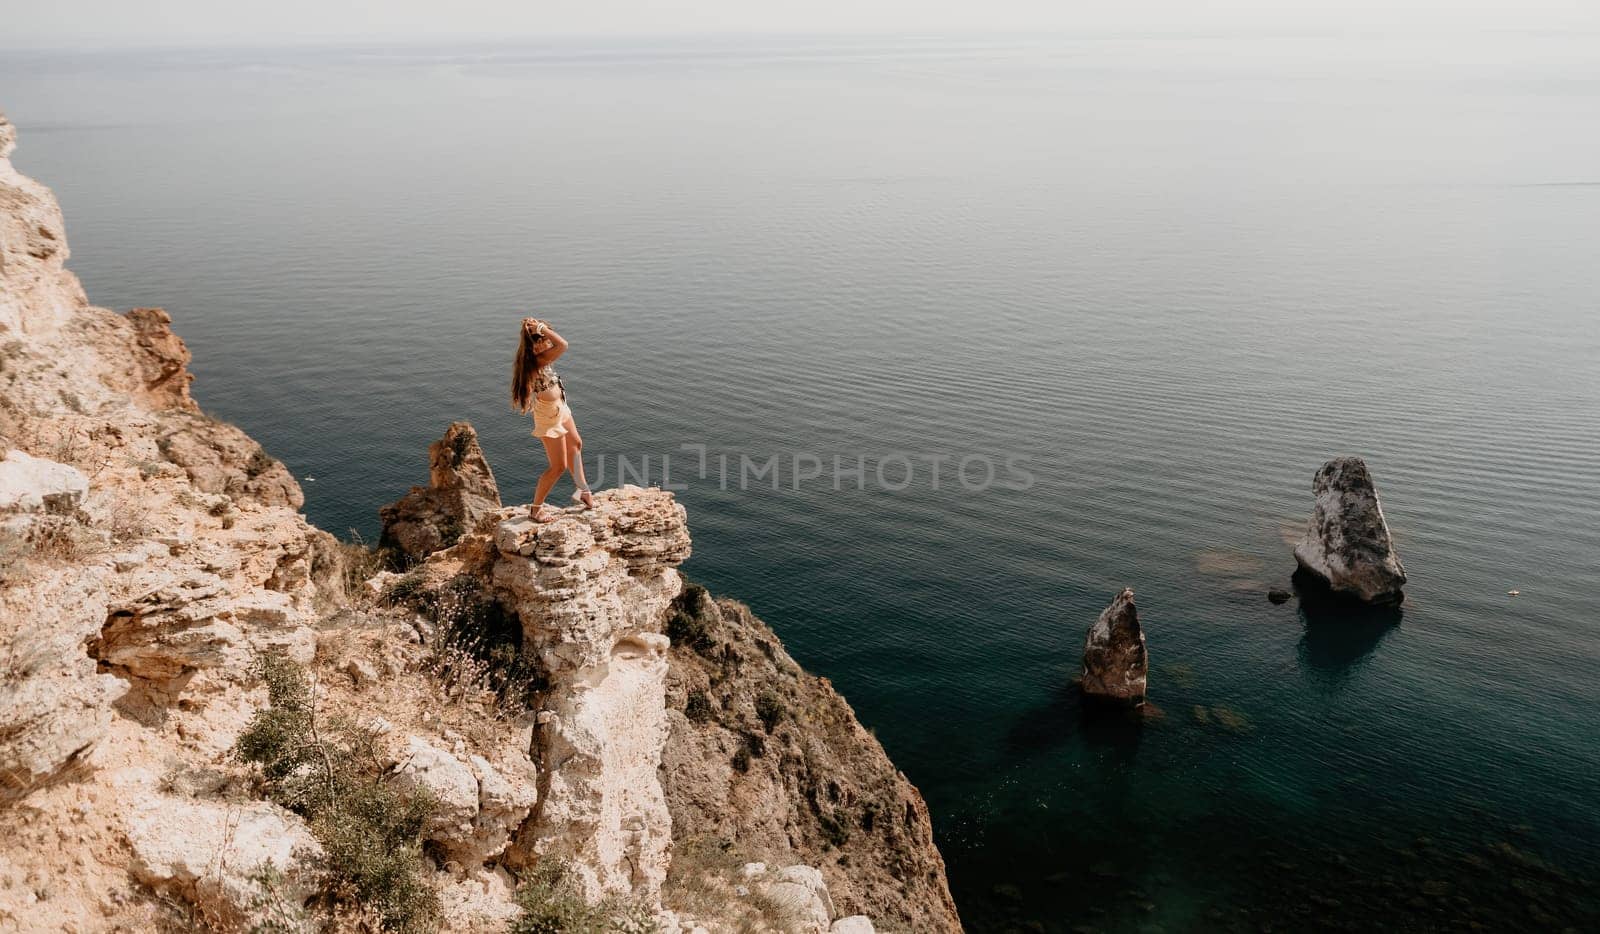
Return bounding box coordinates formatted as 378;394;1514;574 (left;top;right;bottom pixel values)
0;568;124;801
419;487;688;902
97;575;315;693
832;918;877;934
761;865;836;933
126;796;322;928
391;737;537;866
468;753;538;863
394;736;482;848
0;450;88;514
1081;588;1148;706
1293;456;1407;604
379;421;502;564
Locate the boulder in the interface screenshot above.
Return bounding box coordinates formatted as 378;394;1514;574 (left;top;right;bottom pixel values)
391;737;536;866
125;796;322;928
832;918;877;934
1081;588;1148;706
1293;456;1407;604
761;865;836;933
0;450;88;514
1267;589;1292;605
379;422;502;563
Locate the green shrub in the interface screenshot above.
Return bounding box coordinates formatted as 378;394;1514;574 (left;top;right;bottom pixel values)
859;799;883;834
236;653;441;932
683;691;713;723
754;690;786;733
818;811;851;848
664;583;717;655
382;570;430;608
509;860;659;934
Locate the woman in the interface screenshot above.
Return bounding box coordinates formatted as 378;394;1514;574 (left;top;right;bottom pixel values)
511;317;595;521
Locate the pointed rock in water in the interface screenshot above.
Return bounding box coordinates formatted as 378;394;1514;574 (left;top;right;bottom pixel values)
1081;588;1148;706
1267;588;1292;605
378;421;502;563
1293;456;1407;604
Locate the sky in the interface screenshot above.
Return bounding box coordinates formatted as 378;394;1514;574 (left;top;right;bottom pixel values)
4;1;1599;49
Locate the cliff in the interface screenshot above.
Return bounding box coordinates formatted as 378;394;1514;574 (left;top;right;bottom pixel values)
0;110;959;933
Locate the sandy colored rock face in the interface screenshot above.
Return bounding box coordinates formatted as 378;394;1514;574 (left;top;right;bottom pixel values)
1081;587;1148;706
1;112;330;800
1293;456;1407;604
0;568;123;802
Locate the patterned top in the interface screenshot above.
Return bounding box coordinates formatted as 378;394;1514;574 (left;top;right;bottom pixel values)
532;365;562;397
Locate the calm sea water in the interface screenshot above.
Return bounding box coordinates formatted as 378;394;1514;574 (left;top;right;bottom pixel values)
6;34;1599;930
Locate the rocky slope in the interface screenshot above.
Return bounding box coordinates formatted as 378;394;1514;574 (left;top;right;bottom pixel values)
658;585;962;931
0;109;960;932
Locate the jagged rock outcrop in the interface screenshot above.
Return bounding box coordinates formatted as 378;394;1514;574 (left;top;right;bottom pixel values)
125;796;323;928
0;110;88;335
419;488;689;903
1293;456;1407;604
379;421;502;564
1081;588;1148;706
659;583;963;932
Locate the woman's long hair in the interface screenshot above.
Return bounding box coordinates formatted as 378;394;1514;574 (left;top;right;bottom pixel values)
510;317;543;413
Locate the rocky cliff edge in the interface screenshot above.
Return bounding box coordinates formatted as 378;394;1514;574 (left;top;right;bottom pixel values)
0;110;960;933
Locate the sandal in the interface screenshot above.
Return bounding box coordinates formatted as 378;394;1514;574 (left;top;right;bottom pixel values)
572;488;596;510
528;502;563;523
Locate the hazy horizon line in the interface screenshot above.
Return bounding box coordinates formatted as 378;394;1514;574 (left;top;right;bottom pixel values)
4;25;1594;57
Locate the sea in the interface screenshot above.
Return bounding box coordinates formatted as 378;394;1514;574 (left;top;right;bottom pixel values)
4;32;1598;931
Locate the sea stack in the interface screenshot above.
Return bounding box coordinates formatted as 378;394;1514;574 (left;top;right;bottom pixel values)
1293;456;1407;605
378;421;502;563
1081;588;1148;707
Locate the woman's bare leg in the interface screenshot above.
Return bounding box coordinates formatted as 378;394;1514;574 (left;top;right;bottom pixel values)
533;434;568;518
562;414;594;507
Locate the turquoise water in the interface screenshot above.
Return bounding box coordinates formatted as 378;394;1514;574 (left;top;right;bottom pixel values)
5;35;1599;930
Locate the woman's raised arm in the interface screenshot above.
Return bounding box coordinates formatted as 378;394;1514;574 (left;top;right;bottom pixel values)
535;325;568;368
